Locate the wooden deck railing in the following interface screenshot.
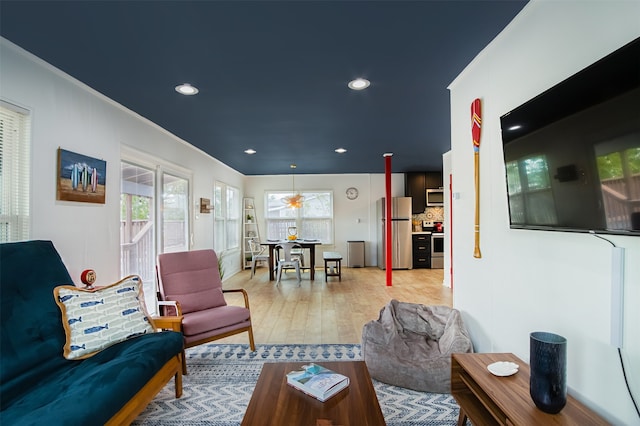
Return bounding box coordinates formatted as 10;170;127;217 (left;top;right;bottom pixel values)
601;175;640;230
120;220;154;283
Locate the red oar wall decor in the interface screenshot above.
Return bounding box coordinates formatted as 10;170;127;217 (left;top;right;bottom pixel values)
471;98;482;259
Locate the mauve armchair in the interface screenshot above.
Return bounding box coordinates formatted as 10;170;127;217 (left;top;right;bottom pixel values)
157;249;256;373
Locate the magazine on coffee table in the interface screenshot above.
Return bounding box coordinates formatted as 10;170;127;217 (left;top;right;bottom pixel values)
286;363;350;402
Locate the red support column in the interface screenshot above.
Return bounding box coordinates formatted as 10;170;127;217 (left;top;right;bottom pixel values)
449;173;454;290
384;153;393;286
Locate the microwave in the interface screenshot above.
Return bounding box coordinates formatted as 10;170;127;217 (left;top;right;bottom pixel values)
426;188;444;206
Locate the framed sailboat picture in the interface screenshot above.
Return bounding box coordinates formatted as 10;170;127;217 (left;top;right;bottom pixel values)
56;148;106;204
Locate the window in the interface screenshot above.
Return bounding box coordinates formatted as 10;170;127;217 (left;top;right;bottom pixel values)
161;173;189;253
597;146;640;230
506;155;557;225
0;101;31;242
227;186;240;250
265;191;333;243
214;181;240;253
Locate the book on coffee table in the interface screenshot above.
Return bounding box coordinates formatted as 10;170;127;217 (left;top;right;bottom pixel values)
286;363;350;402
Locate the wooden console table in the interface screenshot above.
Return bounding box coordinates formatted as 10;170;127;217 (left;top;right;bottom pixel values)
451;353;609;425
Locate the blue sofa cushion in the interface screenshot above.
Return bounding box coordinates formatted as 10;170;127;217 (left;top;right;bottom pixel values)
0;331;184;425
1;240;73;402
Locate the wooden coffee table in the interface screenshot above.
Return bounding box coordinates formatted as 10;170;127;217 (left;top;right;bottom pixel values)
241;361;386;425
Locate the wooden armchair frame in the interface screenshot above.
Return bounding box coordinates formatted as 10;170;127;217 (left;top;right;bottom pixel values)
157;290;256;375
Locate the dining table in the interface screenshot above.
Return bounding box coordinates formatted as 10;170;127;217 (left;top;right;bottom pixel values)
261;240;321;281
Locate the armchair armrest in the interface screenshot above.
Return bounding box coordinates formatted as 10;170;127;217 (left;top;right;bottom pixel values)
152;315;184;332
222;288;251;310
158;300;183;316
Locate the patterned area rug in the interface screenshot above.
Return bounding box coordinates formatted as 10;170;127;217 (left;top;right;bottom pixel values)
133;344;461;426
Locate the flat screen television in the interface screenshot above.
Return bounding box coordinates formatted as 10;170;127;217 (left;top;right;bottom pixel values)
500;37;640;236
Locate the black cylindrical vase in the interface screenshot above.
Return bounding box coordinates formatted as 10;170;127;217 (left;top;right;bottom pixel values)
529;331;567;414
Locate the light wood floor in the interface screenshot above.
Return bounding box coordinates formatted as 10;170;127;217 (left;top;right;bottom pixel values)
220;266;451;345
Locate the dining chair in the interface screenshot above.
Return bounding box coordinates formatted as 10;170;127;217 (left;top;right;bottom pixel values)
290;246;305;267
248;239;270;278
156;249;256;373
275;242;302;285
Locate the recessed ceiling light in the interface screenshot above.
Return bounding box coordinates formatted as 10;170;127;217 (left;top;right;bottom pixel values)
175;83;199;95
335;148;347;154
348;78;370;91
244;149;256;154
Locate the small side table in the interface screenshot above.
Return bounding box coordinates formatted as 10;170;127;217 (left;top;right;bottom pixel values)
323;252;343;281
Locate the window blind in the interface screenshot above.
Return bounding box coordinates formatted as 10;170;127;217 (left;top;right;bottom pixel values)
0;101;31;242
214;181;240;252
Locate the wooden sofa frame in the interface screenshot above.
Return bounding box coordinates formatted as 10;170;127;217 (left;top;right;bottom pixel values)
106;316;184;425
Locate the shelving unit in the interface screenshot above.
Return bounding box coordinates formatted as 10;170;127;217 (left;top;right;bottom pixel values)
242;197;261;269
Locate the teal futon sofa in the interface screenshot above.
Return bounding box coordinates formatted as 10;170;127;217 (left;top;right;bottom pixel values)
0;240;184;425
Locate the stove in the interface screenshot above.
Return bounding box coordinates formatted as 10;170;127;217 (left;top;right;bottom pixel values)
422;220;444;233
422;220;444;268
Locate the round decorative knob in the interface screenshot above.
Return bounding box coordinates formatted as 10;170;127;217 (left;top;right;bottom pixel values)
81;269;96;289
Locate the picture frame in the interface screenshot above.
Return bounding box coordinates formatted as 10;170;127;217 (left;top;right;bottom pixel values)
56;148;106;204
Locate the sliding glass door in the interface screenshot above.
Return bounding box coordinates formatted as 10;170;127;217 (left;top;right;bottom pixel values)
120;162;155;286
120;157;191;313
161;173;189;253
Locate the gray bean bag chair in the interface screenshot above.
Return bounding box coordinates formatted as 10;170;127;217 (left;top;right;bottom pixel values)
362;300;473;393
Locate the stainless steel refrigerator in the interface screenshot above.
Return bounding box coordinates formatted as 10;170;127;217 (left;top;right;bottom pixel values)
377;197;412;269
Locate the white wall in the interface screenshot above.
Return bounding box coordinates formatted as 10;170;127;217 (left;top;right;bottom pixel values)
244;173;406;267
0;39;245;285
448;1;640;424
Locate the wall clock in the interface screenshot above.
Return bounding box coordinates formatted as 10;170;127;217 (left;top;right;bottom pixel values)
346;187;359;200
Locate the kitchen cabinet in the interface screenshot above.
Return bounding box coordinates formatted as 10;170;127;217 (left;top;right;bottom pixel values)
405;172;443;213
412;233;431;269
405;173;426;213
425;172;443;189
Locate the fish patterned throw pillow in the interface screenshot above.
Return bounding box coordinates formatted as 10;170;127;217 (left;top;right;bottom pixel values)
54;275;155;360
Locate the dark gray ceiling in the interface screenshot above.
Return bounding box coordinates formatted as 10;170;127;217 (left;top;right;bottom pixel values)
0;0;528;175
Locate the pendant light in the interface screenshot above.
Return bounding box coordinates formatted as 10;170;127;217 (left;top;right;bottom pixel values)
282;164;304;209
